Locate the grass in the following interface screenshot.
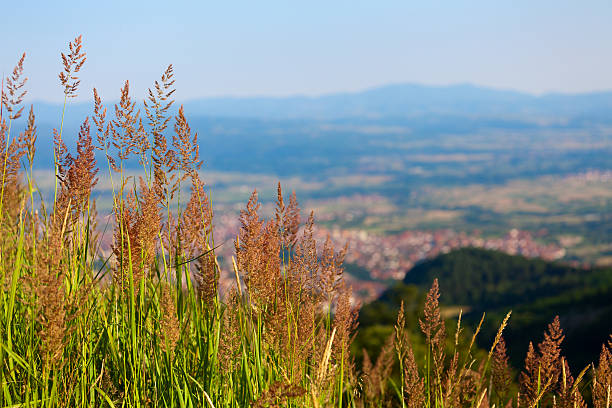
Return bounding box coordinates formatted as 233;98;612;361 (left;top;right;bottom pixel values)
0;35;611;407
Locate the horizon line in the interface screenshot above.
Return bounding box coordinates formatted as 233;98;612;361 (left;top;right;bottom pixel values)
25;81;612;105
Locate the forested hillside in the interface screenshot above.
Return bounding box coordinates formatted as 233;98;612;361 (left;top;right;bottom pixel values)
356;248;612;370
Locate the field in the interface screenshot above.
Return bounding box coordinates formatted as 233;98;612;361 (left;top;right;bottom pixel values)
29;168;612;305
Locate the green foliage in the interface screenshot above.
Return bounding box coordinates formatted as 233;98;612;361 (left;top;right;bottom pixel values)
403;248;612;369
359;283;424;328
404;247;612;309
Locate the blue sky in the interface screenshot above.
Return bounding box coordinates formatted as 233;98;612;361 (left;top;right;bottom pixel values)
2;1;612;102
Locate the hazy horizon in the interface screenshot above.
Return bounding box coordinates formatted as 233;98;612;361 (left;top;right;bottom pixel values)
20;81;612;107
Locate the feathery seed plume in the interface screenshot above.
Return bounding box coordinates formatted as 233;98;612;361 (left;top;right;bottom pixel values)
160;284;180;353
59;35;86;98
492;337;512;403
18;105;37;165
592;335;612;408
520;316;565;407
65;117;98;218
420;278;447;387
2;53;27;119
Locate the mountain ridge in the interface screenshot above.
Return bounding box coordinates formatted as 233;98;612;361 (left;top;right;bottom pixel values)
27;82;612;123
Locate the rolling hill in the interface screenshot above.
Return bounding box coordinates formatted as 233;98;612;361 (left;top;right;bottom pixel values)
358;248;612;371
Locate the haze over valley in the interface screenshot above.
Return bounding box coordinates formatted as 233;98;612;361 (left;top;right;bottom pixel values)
25;82;612;302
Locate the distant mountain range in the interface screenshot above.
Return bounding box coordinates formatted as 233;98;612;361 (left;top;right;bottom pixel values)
182;83;612;120
28;83;612;125
19;83;612;176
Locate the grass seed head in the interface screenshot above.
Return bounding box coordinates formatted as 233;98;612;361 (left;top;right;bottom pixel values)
65;117;98;218
592;335;612;408
59;35;86;98
492;337;512;402
160;283;180;353
419;278;447;383
403;339;425;408
3;52;27;119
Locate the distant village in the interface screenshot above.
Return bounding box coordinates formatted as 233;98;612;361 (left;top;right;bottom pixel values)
209;211;566;301
94;205;568;302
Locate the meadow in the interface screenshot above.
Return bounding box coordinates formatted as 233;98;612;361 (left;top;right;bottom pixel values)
1;36;611;407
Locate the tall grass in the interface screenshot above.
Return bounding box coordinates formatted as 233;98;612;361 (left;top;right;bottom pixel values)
0;36;610;407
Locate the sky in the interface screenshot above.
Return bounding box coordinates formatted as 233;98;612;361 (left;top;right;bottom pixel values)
2;1;612;103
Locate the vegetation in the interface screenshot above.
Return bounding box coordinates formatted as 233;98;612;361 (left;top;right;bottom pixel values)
1;36;610;407
402;248;612;369
404;248;612;310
